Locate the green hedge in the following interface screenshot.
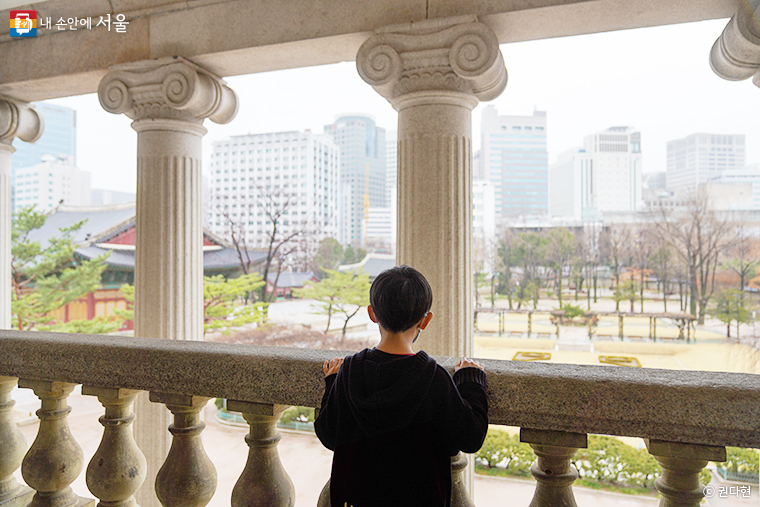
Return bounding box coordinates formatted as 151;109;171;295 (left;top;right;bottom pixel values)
717;447;760;478
475;431;713;493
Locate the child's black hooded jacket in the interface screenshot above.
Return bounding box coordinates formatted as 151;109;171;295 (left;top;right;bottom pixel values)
315;347;488;507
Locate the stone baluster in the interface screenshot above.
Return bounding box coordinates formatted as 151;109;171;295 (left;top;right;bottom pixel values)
645;439;726;507
149;393;216;507
520;428;587;507
98;57;238;507
227;401;294;507
0;376;34;506
83;387;146;507
0;97;43;329
450;453;475;507
316;481;330;507
19;380;94;507
356;15;507;358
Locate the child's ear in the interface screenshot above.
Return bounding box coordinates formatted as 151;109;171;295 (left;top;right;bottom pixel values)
419;311;433;330
368;305;378;323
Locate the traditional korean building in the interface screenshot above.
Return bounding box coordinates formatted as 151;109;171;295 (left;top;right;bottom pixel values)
25;203;266;329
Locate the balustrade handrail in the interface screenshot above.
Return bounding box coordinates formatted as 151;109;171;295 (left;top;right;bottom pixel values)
1;329;759;448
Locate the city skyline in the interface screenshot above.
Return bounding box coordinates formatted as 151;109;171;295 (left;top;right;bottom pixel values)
33;18;760;196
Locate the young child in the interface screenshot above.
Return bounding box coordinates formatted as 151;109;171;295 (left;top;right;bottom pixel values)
314;265;488;507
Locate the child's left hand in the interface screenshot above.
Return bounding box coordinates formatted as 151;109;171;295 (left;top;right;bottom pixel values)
323;357;344;377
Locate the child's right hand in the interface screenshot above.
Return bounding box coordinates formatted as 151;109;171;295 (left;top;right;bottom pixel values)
323;357;344;377
455;357;484;372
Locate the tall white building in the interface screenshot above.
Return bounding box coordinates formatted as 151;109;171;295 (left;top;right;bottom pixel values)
549;126;642;220
472;180;496;240
481;106;548;219
324;115;386;247
385;130;397;208
666;133;745;192
208;131;339;249
13;155;91;212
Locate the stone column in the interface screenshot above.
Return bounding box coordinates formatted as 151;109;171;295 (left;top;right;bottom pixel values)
710;0;760;87
356;15;507;357
98;57;238;507
0;97;44;330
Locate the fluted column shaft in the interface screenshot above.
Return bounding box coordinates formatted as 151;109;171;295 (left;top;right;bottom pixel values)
130;118;205;507
397;98;475;356
0;97;44;330
0;142;12;330
98;57;238;507
356;16;507;357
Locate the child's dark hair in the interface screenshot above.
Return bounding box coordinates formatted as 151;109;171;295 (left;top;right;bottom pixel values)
369;265;433;333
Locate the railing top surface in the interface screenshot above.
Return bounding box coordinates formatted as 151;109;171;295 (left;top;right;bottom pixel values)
1;329;759;448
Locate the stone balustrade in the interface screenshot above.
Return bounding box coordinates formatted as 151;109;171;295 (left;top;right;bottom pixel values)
0;329;759;507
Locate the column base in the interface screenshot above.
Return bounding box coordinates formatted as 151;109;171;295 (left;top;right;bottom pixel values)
26;495;95;507
0;486;34;507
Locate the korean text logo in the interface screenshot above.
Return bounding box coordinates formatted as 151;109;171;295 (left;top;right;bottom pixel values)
10;10;37;37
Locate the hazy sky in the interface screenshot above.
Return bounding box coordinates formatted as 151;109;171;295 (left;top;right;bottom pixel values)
44;18;760;194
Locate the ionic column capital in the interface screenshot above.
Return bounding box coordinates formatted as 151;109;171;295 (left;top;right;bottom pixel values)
0;96;44;148
98;57;239;124
710;1;760;87
356;16;507;110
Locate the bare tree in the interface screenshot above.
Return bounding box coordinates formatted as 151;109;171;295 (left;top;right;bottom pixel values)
544;228;575;308
721;224;760;302
600;224;633;311
217;186;331;304
632;226;656;313
650;239;675;313
217;205;260;276
650;192;731;323
583;223;602;305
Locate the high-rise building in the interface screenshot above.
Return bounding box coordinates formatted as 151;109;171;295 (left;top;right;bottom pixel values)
666;133;745;192
11;103;76;172
472;179;496;240
385;130;397;209
13;155;91;212
208;131;339;248
549;126;642;220
324;115;386;247
480;106;548;219
365;207;394;254
11;102;77;211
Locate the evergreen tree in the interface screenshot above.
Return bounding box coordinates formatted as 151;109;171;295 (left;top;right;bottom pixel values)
203;273;268;334
11;206;112;332
295;269;370;338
